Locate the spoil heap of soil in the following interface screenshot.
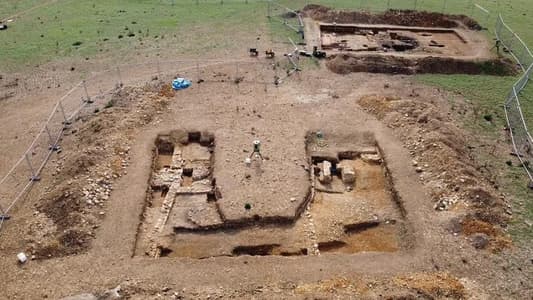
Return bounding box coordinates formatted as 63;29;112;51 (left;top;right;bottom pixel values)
357;92;512;251
326;54;516;76
302;5;482;30
26;82;174;259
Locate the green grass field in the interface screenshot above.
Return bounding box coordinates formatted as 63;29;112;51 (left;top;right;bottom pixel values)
0;0;43;19
1;0;532;67
0;0;272;69
1;0;532;240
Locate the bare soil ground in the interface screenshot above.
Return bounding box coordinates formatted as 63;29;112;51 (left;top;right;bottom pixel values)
0;62;530;299
0;6;531;300
301;4;482;30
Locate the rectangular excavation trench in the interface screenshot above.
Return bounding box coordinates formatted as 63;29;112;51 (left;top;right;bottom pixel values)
316;22;514;75
135;131;411;258
320;23;470;56
135;130;220;257
306;132;409;255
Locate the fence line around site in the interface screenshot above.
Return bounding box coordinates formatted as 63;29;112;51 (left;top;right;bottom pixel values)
1;2;532;233
496;15;533;184
0;57;292;231
271;1;533;185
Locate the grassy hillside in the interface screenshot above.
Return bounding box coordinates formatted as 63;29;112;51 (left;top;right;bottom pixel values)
1;0;532;68
0;0;269;70
0;0;44;19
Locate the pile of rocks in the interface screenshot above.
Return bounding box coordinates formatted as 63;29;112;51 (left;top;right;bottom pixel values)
82;175;113;207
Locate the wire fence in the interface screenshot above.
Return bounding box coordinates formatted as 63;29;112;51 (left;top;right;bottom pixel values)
0;55;302;229
268;1;304;38
0;79;90;224
1;0;532;229
496;15;533;185
270;1;533;185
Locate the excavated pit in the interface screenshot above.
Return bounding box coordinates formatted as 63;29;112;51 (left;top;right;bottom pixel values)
326;53;515;75
135;131;412;258
135;130;221;257
303;6;516;75
306;131;410;254
320;24;463;54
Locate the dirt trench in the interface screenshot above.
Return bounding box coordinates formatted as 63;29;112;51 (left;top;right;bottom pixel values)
327;54;517;75
302;4;482;30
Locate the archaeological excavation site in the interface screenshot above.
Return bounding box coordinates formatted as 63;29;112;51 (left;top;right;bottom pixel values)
1;1;531;299
136;130;411;259
302;5;515;75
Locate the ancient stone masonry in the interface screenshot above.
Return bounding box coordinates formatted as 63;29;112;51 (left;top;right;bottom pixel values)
138;131;221;257
137;130;412;259
305;131;409;254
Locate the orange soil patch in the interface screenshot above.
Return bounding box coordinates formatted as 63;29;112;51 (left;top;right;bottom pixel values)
393;272;466;299
357;94;399;120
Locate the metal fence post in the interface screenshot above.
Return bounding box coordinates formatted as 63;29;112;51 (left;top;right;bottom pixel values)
235;61;240;82
157;58;161;79
45;125;58;151
0;203;5;217
82;80;91;103
58;102;71;126
442;0;447;13
25;154;40;182
196;60;200;84
116;66;123;87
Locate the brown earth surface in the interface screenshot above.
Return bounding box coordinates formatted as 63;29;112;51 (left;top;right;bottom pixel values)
302;4;482;30
301;5;510;76
326;54;517;75
0;5;531;300
0;62;530;299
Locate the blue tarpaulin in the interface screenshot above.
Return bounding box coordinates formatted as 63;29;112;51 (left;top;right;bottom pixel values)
172;78;191;90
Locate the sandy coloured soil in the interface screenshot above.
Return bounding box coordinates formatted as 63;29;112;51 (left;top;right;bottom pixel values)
0;6;531;300
0;60;530;299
